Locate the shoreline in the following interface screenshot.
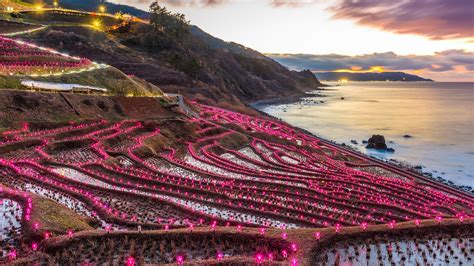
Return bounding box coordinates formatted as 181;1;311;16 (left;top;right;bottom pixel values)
249;90;474;195
250;89;328;110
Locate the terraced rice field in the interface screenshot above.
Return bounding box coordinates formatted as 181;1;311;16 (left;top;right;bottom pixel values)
0;103;472;264
0;36;98;76
0;198;22;256
312;226;473;265
0;20;45;36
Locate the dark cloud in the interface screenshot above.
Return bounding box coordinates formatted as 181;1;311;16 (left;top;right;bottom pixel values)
267;50;474;81
329;0;474;41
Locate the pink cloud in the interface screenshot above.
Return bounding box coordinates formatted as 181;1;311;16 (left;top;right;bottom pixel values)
329;0;474;41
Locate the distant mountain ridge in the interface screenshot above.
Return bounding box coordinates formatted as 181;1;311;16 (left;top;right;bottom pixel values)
315;72;433;82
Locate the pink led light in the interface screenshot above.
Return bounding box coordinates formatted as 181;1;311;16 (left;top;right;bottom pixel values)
8;249;17;261
389;221;395;229
335;223;341;233
314;231;321;240
126;256;135;266
291;258;298;266
217;252;224;261
268;253;273;261
291;243;297;252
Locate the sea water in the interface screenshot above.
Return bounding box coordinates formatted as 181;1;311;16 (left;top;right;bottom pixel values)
258;82;473;188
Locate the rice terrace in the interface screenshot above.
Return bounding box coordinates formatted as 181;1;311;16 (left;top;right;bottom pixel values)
0;0;472;265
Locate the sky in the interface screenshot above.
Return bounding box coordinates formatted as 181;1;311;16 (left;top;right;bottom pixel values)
112;0;474;81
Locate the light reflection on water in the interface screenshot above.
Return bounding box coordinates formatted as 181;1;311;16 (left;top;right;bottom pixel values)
259;82;474;187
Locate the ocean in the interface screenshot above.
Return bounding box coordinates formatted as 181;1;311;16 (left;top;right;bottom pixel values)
257;82;474;188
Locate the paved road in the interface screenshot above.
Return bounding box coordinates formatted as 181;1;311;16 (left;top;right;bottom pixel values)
164;93;197;117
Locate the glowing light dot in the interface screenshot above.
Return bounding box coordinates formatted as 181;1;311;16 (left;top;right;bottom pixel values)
291;243;297;252
315;232;322;240
126;256;135;266
292;258;298;266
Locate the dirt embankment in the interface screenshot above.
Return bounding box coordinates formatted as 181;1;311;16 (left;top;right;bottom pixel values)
0;90;178;131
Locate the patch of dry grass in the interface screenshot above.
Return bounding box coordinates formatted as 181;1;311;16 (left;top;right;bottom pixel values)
31;196;93;236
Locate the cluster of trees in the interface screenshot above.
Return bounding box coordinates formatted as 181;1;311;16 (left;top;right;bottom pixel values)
142;2;201;77
149;2;190;41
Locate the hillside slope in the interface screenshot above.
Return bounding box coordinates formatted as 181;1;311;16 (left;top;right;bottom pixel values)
11;9;322;109
0;24;163;96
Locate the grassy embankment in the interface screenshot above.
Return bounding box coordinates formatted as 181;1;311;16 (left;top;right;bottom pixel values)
31;196;94;236
0;67;163;96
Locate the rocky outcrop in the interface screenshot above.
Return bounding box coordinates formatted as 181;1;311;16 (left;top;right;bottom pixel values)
366;135;395;152
366;135;388;150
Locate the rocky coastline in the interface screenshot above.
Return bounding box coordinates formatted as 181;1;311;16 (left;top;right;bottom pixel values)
251;93;473;195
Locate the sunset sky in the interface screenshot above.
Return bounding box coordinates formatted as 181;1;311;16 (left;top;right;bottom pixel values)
112;0;474;81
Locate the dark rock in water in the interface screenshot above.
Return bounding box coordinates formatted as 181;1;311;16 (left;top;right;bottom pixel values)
350;140;358;144
366;135;388;150
414;165;423;170
387;148;395;152
341;97;345;100
362;140;368;144
389;141;394;144
403;135;412;138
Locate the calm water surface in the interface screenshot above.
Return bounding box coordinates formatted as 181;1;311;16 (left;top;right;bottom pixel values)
259;82;474;187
